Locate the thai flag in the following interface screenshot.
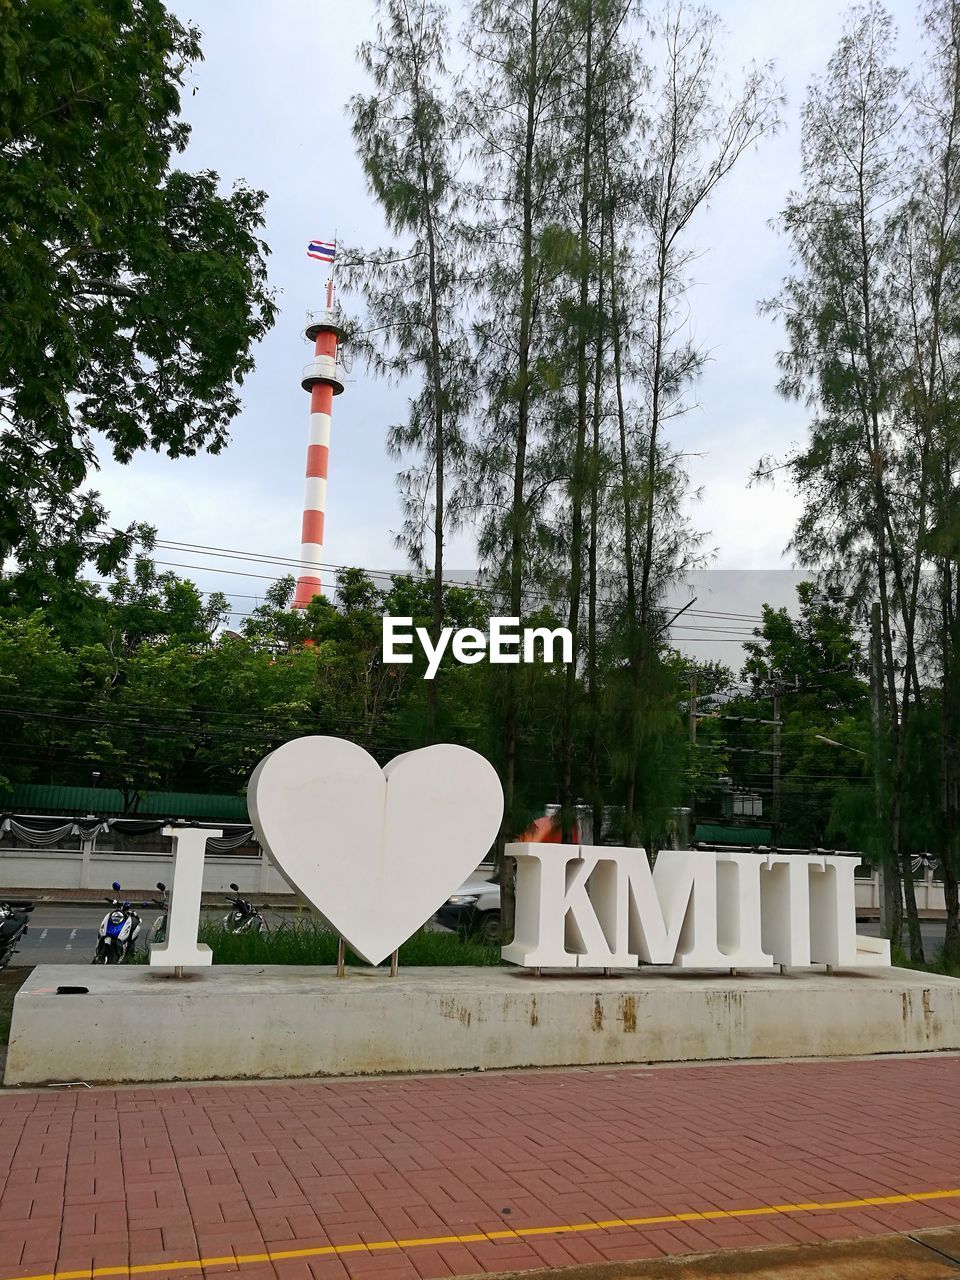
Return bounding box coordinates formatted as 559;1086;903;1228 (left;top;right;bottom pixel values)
308;240;336;263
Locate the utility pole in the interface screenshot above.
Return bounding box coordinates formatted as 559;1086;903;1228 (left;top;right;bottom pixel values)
772;688;781;845
871;599;899;940
688;670;697;745
688;670;698;825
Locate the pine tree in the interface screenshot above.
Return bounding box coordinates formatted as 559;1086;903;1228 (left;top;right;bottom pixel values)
907;0;960;963
346;0;470;743
464;0;573;926
558;0;600;842
614;2;780;843
766;2;932;957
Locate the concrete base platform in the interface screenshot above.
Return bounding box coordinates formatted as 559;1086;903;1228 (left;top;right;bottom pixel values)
6;963;960;1086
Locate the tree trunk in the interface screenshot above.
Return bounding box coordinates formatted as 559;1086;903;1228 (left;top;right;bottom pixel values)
559;0;594;844
871;601;902;943
941;678;960;965
892;715;924;963
498;0;541;940
941;564;960;965
418;131;444;747
605;152;640;846
587;165;606;849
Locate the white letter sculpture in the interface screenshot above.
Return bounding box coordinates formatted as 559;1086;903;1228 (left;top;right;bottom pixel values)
248;736;504;965
504;844;891;970
148;826;218;967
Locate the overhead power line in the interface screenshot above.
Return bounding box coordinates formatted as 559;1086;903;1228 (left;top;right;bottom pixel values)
115;534;771;624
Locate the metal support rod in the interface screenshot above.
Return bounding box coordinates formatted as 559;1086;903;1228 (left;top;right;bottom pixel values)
336;936;346;978
689;670;698;819
688;670;697;746
174;965;184;980
390;949;399;977
772;689;782;845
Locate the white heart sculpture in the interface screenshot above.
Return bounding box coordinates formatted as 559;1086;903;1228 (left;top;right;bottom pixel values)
247;736;504;965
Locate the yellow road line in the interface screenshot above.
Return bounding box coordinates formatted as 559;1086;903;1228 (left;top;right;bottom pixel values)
8;1185;960;1280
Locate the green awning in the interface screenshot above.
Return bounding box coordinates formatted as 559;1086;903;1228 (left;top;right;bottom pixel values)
694;823;774;847
0;782;248;822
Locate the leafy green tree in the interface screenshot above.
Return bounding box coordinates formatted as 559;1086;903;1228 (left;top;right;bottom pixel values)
0;0;276;570
84;642;200;805
741;584;866;711
241;576;323;653
0;615;79;789
104;546;229;652
729;585;870;849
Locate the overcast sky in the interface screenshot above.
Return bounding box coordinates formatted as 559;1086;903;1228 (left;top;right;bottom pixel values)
89;0;924;652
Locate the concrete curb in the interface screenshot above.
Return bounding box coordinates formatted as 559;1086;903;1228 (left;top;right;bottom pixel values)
462;1226;960;1278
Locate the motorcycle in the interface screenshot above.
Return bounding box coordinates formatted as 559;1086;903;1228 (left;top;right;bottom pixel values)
146;882;169;945
223;883;267;935
93;882;142;963
0;899;34;969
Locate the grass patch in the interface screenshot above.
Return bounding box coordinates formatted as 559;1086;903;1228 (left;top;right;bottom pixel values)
893;942;960;979
136;919;502;967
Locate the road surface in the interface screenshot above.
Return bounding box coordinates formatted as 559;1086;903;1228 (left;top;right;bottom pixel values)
5;902;306;966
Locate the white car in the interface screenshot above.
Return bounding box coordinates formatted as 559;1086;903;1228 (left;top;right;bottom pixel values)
435;870;501;941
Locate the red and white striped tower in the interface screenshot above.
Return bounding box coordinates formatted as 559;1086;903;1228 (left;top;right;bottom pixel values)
293;279;345;608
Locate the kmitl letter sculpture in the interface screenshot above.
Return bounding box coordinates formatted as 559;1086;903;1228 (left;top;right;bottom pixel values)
503;844;890;969
149;736;890;971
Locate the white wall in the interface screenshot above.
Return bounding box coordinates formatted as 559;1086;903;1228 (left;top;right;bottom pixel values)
0;845;949;912
855;867;946;913
0;846;294;895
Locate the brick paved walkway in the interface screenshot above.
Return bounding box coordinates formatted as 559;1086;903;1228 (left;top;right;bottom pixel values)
1;1056;959;1280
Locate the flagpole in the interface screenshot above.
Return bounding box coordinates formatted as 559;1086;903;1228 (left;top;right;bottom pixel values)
327;228;338;311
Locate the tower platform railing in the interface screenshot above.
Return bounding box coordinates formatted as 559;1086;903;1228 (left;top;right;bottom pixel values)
300;355;346;394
